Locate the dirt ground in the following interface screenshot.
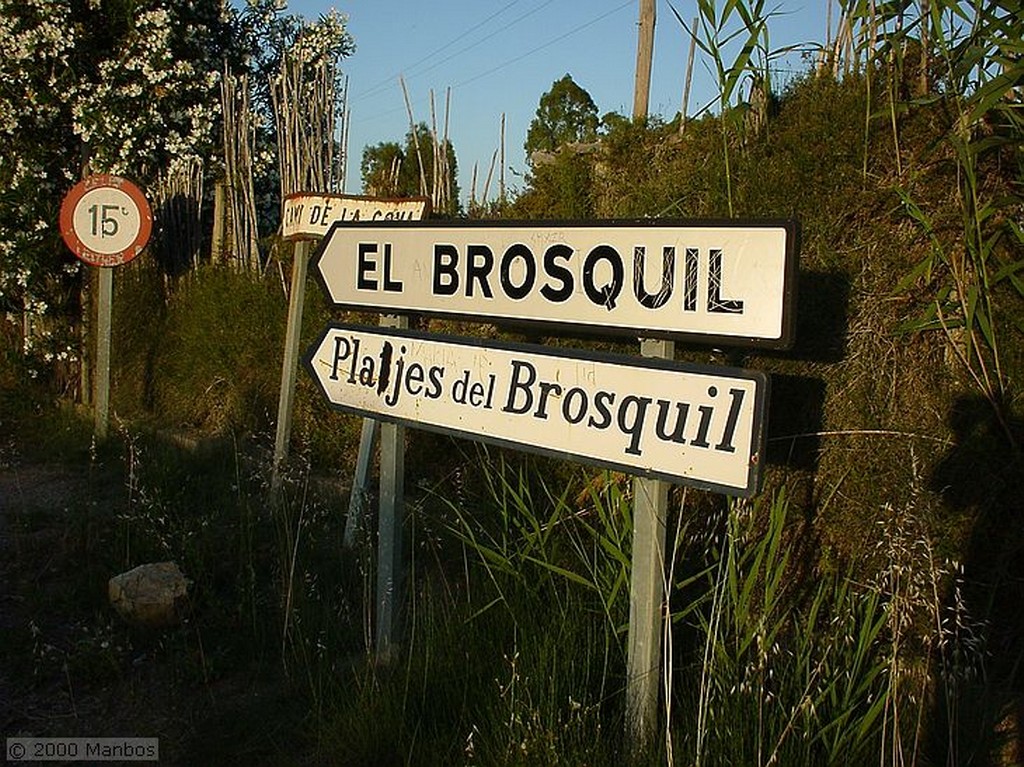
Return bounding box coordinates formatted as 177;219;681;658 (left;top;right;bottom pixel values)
0;462;298;766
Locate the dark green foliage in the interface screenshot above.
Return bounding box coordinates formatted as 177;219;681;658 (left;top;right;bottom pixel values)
511;151;596;220
361;121;460;216
140;267;285;434
524;74;600;157
109;255;363;469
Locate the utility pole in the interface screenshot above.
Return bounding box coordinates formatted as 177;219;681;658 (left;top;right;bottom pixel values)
633;0;656;120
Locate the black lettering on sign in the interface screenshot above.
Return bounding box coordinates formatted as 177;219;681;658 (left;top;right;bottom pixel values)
707;249;744;314
329;335;351;381
357;243;378;290
500;244;536;300
433;244;459;295
617;395;652;455
358;353;377;387
466;244;494;298
588;390;615;430
533;379;562;420
715;388;746;452
683;248;699;312
373;343;448;408
309;202;334;226
541;244;574;302
562;387;588;424
691;386;718;448
376;342;393;395
404;359;425;396
452;368;497;408
655;400;690;443
633;246;675;309
583;245;623;310
496;356;748;460
426;366;445;399
382;243;403;292
502;359;536;414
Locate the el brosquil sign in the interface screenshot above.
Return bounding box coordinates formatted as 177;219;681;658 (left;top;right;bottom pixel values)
306;220;797;495
312;219;798;348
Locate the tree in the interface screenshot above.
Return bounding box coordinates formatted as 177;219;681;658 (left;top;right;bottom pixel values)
524;74;599;158
235;1;354;143
361;122;460;216
361;141;405;198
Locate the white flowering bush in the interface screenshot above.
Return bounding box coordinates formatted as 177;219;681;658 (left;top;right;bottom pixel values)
0;0;82;373
70;3;224;179
0;0;353;381
0;0;227;375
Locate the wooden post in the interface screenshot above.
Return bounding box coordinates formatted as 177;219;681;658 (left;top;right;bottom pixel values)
633;0;657;120
211;181;226;263
272;240;310;489
93;267;113;440
376;313;409;657
680;16;698;134
626;337;674;748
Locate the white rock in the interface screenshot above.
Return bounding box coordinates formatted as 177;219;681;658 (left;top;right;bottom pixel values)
108;562;190;628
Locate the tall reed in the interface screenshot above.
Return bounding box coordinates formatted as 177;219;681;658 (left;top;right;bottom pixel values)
679;492;891;765
840;0;1024;440
668;0;795;215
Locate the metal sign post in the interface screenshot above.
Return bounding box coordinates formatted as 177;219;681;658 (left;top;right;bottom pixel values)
627;337;674;746
272;239;311;489
271;194;429;490
59;175;152;440
306;218;797;733
94;268;113;440
375;313;408;656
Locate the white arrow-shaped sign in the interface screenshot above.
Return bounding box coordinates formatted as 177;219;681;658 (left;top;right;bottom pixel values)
312;219;798;348
304;324;769;495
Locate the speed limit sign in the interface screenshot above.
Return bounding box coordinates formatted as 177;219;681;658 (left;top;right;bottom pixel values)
60;174;152;267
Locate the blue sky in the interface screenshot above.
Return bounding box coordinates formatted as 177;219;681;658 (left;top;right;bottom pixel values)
279;0;831;203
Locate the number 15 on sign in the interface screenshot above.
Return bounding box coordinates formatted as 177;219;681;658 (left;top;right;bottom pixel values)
60;175;152;268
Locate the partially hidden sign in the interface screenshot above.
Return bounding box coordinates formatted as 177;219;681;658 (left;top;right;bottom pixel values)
305;324;769;495
313;219;798;348
59;174;152;267
283;193;430;240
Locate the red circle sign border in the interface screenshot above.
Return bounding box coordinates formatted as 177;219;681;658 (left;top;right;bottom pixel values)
59;174;153;268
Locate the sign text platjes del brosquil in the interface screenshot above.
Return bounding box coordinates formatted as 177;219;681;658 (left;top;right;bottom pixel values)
305;324;768;496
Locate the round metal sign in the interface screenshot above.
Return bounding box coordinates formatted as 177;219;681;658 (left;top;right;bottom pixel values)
60;174;152;267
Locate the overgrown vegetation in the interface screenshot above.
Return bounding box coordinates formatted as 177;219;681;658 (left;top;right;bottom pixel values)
2;0;1022;764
